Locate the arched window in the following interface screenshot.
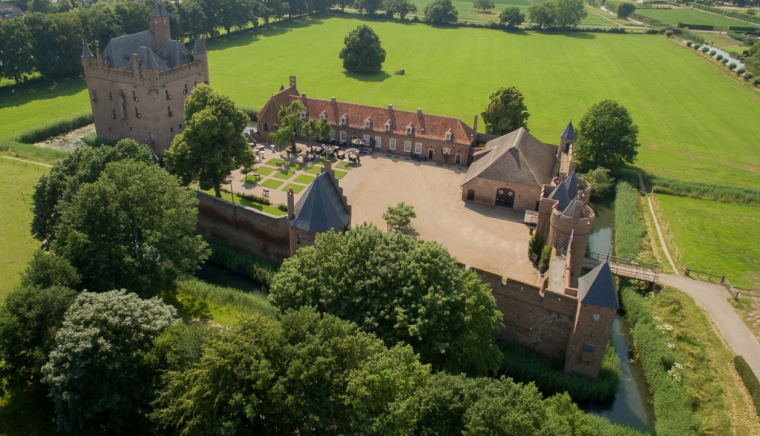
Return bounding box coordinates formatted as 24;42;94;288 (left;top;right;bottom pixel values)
264;123;269;132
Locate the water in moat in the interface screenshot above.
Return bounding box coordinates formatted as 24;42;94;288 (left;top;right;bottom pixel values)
583;202;655;431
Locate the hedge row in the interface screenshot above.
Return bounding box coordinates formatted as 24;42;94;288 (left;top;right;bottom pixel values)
0;137;69;162
621;286;700;436
498;339;621;402
15;113;93;144
690;2;760;25
647;174;760;205
631;12;667;26
681;27;706;44
734;356;760;418
204;236;279;290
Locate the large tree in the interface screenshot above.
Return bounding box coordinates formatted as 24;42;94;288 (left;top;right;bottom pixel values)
113;1;151;35
25;12;84;80
355;0;383;14
575;100;640;170
269;224;503;376
473;0;495;12
481;86;530;135
32;139;153;248
554;0;586;27
0;285;77;392
165;84;255;197
0;18;33;84
527;1;555;27
271;100;332;154
499;6;525;27
383;0;417;18
424;0;459;24
77;3;123;50
339;24;386;74
616;2;635;19
50;160;209;297
42;290;178;436
153;308;429;435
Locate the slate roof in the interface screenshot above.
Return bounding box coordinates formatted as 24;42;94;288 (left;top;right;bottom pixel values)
153;1;169;17
561;121;576;140
565;171;578;199
577;262;619;310
157;40;193;68
291;96;476;146
101;31;156;69
192;38;207;55
290;172;351;232
82;42;93;59
462;128;558;186
548;183;570;211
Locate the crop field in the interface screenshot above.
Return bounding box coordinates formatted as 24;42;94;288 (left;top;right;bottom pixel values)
656;194;760;290
635;7;758;28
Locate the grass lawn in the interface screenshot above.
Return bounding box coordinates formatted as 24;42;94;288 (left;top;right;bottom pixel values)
255;166;276;175
656;194;760;290
334;169;348;179
294;174;316;184
242;174;260;184
282;183;307;193
0;159;47;300
286;161;305;171
203;188;287;215
261;179;285;189
271;169;295;180
336;161;357;170
635;7;758;28
305;165;325;175
645;287;760;434
265;158;286;166
707;31;750;54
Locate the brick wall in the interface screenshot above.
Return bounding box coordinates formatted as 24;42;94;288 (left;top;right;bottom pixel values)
564;303;617;379
195;191;290;262
461;178;542;211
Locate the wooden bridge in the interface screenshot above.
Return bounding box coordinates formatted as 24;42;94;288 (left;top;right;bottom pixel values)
584;252;657;283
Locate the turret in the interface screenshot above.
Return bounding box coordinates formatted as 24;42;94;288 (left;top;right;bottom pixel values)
81;42;94;74
150;2;171;52
549;198;595;287
558;121;575;157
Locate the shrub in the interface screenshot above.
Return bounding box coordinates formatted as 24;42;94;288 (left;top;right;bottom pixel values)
582;167;615;199
528;232;545;257
666;30;673;37
277;202;288;212
498;339;621;401
717;54;724;61
204;236;278;289
15;113;93;144
754;77;760;86
709;50;717;56
686;41;693;47
735;356;760;418
81;133;119;148
693;44;701;50
722;58;729;64
614;181;646;259
744;73;754;81
701;46;710;53
737;67;746;75
729;62;738;70
539;244;552;273
236;191;272;205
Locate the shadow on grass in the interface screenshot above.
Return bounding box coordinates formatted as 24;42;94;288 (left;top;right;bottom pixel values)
341;70;392;82
205;16;326;51
0;77;87;110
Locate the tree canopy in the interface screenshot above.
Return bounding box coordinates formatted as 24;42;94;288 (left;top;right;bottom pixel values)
165;84;255;197
50;159;209;297
481;86;531;135
424;0;459;24
500;6;525;27
474;0;495;12
616;2;635;19
554;0;587;27
528;2;556;27
271;100;332;154
269;224;502;375
42;290;178;436
383;0;417;18
575;100;640;171
339;24;387;74
355;0;383;15
382;201;417;232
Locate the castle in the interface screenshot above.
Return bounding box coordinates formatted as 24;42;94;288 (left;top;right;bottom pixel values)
81;2;210;154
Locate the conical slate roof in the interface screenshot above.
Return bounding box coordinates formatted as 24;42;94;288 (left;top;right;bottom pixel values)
81;42;93;58
565;171;578;199
153;1;170;17
562;199;582;218
548;183;570;211
577;262;619;309
280;84;285;91
192;38;206;55
560;121;576;140
290;172;351;232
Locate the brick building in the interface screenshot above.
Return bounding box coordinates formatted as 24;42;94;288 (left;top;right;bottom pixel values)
258;76;477;165
81;2;210;154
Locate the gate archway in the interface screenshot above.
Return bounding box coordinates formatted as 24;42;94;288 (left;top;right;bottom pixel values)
495;188;515;208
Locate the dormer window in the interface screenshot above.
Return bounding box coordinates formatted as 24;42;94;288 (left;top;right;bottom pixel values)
406;125;413;135
384;121;391;132
445;130;452;141
320;111;327;121
365;119;371;128
340;115;347;125
300;111;307;121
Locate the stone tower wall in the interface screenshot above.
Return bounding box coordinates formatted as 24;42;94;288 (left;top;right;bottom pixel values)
548;206;594;279
564;302;617;379
150;14;171;51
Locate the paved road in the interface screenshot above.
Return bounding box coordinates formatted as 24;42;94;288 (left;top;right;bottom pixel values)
658;274;760;379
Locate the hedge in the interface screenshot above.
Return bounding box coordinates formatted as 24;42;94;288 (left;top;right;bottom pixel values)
613;181;646;260
0;137;69;161
204;236;279;289
690;3;760;25
734;355;760;418
621;286;700;436
647;174;760;205
15;113;93;144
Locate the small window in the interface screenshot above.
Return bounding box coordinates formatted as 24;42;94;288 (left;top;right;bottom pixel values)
375;136;382;148
133;91;138;102
389;138;396;150
135;107;140;118
300;111;307;121
406;125;413;135
365;119;371;128
443;147;451;155
404;141;411;153
170;128;174;132
111;109;116;119
166;90;172;100
445;131;452;141
168;106;173;117
340;131;346;142
91;91;97;102
184;84;188;95
329;131;335;140
415;142;422;154
108;92;113;101
340;115;347;125
264;123;269;132
320;112;327;121
384;121;391;132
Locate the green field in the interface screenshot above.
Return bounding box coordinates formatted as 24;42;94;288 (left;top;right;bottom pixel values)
0;160;47;299
656;194;760;290
635;7;758;28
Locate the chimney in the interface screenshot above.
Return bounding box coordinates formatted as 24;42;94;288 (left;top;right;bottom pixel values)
473;114;478;132
331;96;336;104
301;93;306;99
417;108;422;116
289;75;297;89
96;48;102;67
287;189;295;220
132;53;140;76
388;104;393;112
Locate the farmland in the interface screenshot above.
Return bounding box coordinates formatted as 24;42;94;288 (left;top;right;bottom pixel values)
635;7;758;28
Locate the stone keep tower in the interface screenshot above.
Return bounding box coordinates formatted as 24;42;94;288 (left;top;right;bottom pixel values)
82;2;210;154
549;198;595;288
287;161;352;256
565;262;619;379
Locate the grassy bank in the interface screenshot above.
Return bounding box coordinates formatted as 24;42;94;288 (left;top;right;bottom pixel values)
647;174;760;206
0;139;68;164
613;181;647;260
15;113;92;144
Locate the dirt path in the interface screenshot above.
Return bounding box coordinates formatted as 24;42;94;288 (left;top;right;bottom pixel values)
658;274;760;381
0;156;52;168
637;173;678;274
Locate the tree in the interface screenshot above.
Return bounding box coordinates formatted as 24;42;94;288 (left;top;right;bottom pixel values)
153;308;429;435
355;0;383;14
424;0;458;24
473;0;494;12
77;3;123;50
28;0;54;14
271;100;331;155
383;0;417;18
57;0;72;12
527;1;555;28
499;6;524;27
0;18;33;84
382;201;417;232
42;290;178;436
25;12;84;80
580;167;615;199
20;250;80;290
616;1;635;19
50;160;210;297
575;100;640;170
165;84;255;197
336;0;354;11
554;0;586;27
269;224;503;375
113;1;151;35
32;139;153;247
339;24;386;74
0;286;77;391
481;86;530;135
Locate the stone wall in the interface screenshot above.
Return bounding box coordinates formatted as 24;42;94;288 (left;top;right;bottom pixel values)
461;178;542;211
195;191;290;262
470;267;578;360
